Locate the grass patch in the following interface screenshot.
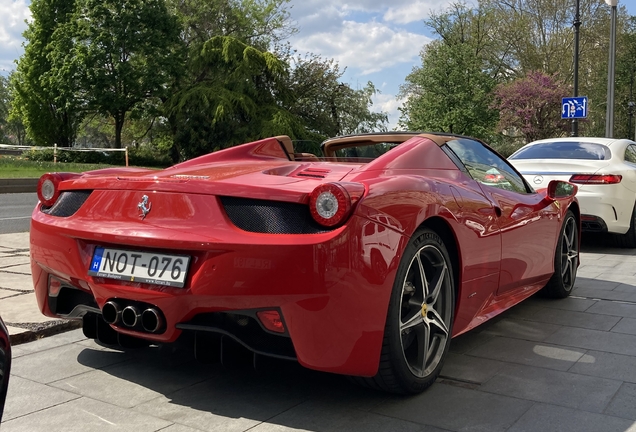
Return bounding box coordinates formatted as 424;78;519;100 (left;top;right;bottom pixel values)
0;156;119;178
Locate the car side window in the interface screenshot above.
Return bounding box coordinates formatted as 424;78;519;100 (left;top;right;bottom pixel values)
625;145;636;164
446;139;531;194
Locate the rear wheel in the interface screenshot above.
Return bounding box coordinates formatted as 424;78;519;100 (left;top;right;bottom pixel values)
358;228;455;394
542;210;579;298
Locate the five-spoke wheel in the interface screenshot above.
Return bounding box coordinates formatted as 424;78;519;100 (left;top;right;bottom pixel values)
362;228;455;394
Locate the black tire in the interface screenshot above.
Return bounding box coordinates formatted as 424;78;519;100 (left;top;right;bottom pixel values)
617;204;636;248
542;210;579;298
358;228;455;394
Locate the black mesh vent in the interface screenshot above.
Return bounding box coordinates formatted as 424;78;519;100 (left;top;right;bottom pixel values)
220;196;331;234
41;191;92;217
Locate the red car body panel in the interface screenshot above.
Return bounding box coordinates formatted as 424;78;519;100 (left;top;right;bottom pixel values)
30;135;578;377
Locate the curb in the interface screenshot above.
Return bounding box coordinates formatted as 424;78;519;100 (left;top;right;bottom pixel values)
9;320;82;345
0;178;38;194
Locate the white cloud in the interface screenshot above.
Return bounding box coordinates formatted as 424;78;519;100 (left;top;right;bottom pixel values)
383;0;478;24
372;92;404;130
0;0;30;73
292;20;430;75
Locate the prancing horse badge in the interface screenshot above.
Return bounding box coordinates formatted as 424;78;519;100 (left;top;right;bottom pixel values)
137;195;152;219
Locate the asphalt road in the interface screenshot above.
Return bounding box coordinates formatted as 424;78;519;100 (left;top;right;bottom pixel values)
0;193;36;234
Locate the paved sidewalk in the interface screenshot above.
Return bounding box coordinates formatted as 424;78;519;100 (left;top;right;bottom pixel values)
0;232;80;344
6;232;636;430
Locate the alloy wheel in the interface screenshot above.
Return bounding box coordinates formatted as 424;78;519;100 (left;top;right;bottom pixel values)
560;216;579;290
398;244;453;378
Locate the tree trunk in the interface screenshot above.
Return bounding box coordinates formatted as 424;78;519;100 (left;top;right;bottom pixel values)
114;114;124;149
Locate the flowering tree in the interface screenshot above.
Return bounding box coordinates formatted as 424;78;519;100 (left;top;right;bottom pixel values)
493;71;570;143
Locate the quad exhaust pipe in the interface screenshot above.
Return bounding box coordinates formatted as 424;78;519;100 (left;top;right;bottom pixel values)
101;301;164;333
121;305;141;327
141;308;164;333
102;301;121;325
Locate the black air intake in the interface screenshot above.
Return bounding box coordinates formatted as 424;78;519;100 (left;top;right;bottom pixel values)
41;191;92;217
220;196;332;234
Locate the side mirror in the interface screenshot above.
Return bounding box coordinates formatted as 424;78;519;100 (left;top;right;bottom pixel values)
547;180;577;199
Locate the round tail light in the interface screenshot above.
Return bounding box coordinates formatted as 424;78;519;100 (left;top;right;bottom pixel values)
309;183;357;227
37;173;64;207
37;172;81;207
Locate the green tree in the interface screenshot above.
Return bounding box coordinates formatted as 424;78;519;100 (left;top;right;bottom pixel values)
398;39;498;138
284;54;387;146
167;0;295;51
165;36;301;159
10;0;82;147
57;0;183;149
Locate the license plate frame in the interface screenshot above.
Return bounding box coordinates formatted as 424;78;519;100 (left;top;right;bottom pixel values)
88;246;191;288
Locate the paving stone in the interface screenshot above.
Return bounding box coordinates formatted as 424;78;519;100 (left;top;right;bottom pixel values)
545;326;636;356
134;373;309;432
586;301;636;319
0;272;34;291
508;403;636;432
573;278;620;290
0;256;31;269
2;375;80;421
0;292;54;324
467;337;585;371
372;382;533;432
481;363;621;413
154;425;205;432
441;352;506;384
0;232;30;250
613;283;636;293
51;359;215;408
570;350;636;383
249;400;445;432
1;264;31;275
479;318;561;342
11;328;87;358
526;296;596;312
11;343;132;384
525;307;621;331
596;273;636;285
0;396;173;432
611;317;636;335
449;331;495;355
0;288;22;299
572;287;636;302
604;382;636;420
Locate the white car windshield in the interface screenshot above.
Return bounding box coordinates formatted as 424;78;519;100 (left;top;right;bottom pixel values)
510;142;611;160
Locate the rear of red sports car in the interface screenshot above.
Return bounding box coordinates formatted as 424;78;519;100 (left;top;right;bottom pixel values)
30;136;411;377
31;133;580;394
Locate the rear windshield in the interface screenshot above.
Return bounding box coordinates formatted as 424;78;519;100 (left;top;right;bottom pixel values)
510;142;611;160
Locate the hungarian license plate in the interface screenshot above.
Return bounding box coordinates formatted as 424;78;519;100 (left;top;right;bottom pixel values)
88;247;190;288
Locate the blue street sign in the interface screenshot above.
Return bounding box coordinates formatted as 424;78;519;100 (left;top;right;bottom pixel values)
562;96;588;119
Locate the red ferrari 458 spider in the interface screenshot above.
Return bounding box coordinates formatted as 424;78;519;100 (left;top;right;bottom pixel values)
30;132;579;394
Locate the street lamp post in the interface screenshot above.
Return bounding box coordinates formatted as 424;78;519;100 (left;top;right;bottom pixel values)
572;0;581;137
605;0;618;138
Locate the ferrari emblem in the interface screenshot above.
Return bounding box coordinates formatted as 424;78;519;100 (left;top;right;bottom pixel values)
137;195;152;219
421;303;427;317
554;201;561;210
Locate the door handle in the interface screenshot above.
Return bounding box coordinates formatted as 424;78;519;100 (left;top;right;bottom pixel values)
494;206;502;217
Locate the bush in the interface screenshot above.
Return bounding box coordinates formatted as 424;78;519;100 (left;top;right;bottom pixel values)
21;145;173;168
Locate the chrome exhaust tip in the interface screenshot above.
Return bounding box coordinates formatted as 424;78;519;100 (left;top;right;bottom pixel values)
141;308;164;333
102;301;121;325
121;305;140;327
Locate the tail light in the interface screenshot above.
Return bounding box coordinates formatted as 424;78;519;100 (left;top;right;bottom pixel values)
256;310;285;333
309;182;365;227
569;174;622;184
37;172;81;206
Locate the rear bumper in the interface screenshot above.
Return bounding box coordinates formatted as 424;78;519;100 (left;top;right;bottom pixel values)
576;186;634;234
30;203;403;376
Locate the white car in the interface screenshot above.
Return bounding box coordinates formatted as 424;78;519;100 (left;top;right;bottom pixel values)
509;137;636;247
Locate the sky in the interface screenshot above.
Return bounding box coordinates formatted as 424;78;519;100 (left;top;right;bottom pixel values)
0;0;635;129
